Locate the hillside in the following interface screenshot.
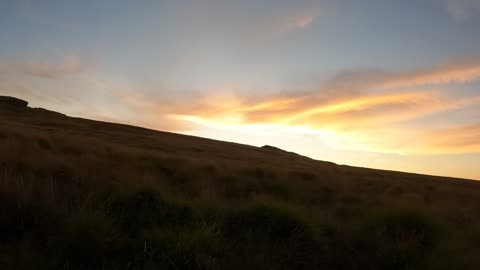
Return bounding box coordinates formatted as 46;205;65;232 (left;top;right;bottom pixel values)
1;97;480;269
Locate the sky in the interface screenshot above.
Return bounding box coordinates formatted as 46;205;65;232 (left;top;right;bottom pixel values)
1;0;480;180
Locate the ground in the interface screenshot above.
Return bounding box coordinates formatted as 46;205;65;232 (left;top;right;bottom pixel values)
1;101;480;269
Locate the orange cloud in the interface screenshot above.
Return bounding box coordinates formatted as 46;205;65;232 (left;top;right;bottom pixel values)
380;61;480;89
411;124;480;154
309;122;480;156
175;90;478;125
105;57;480;155
162;89;480;155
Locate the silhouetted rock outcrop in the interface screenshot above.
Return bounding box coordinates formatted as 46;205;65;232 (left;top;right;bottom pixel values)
261;145;312;160
0;96;28;109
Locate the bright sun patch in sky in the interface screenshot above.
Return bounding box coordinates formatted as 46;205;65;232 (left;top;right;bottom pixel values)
1;0;480;179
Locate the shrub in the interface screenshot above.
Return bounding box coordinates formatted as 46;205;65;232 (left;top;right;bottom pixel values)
308;186;335;205
63;146;82;156
0;195;59;245
146;225;223;270
354;208;443;270
215;175;258;199
290;171;316;181
221;200;319;269
224;199;313;240
36;138;51;150
109;189;193;234
53;212;121;269
242;167;269;179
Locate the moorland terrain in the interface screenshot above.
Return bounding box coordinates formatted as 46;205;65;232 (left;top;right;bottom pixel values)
1;96;480;269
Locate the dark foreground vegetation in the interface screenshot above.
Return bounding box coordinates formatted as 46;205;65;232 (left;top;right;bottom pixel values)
1;98;480;269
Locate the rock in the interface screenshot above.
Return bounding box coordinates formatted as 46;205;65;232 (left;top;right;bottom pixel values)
0;96;29;109
261;145;305;158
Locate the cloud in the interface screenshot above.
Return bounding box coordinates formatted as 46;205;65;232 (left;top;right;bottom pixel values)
21;53;85;78
413;124;480;154
305;58;480;92
379;60;480;89
282;10;320;31
170;89;480;131
292;14;316;28
0;53;86;79
148;57;480;155
108;86;199;132
311;121;480;156
6;52;477;156
283;92;480;130
242;7;321;41
156;57;480;129
447;0;480;19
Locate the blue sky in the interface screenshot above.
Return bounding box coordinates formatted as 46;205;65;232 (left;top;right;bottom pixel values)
1;0;480;179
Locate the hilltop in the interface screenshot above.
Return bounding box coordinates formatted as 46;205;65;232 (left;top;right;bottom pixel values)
0;96;28;109
1;96;480;270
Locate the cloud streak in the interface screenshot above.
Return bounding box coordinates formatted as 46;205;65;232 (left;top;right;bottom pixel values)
134;57;480;155
379;60;480;89
8;54;476;156
21;53;85;78
282;10;320;31
410;124;480;154
0;53;86;79
171;89;480;130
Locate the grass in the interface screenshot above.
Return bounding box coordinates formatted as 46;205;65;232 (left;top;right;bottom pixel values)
1;105;480;269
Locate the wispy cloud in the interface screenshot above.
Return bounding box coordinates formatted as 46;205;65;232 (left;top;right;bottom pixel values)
170;89;480;130
243;7;321;41
142;57;480;155
4;52;479;156
281;10;320;31
21;53;85;78
379;60;480;89
413;124;480;154
108;85;198;132
0;53;86;79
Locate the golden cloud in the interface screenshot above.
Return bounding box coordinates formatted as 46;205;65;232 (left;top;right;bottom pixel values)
380;61;480;89
107;57;480;155
161;88;480;155
414;124;480;154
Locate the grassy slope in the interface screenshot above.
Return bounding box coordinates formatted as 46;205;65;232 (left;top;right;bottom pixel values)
1;105;480;269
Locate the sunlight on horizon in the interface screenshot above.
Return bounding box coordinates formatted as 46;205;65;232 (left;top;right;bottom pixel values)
1;0;480;179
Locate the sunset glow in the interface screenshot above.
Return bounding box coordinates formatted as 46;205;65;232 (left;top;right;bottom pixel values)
1;0;480;179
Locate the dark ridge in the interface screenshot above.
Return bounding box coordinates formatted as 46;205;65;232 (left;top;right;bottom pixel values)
0;96;65;117
261;145;290;152
31;107;66;117
0;96;28;109
261;145;313;160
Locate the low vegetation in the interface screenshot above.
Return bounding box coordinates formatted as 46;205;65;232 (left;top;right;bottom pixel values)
1;104;480;269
